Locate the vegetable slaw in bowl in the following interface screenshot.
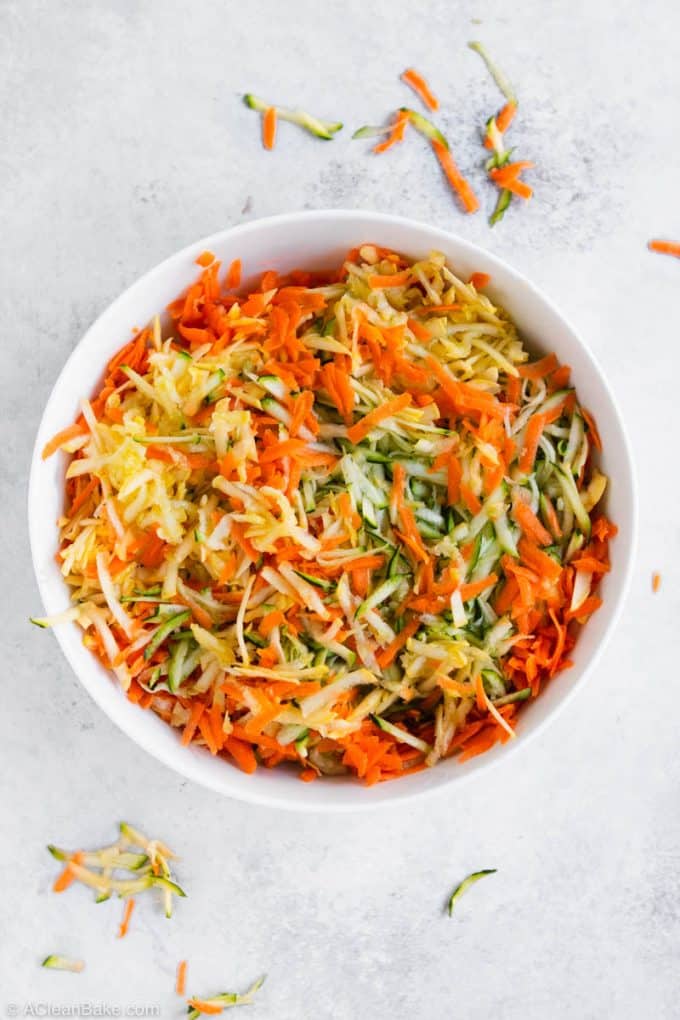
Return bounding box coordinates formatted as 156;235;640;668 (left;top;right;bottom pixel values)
29;211;635;810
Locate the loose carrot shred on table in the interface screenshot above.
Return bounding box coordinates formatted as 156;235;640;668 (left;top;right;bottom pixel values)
117;898;135;938
52;851;84;893
495;100;517;133
374;109;409;154
401;67;440;111
187;1000;223;1016
431;139;480;213
262;106;277;150
490;171;532;199
648;239;680;258
176;960;187;996
652;572;661;593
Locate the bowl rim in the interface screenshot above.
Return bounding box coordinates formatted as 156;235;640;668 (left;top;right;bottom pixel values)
28;209;638;812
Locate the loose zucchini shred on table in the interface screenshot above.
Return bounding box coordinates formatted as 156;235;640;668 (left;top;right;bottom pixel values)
243;93;342;142
187;976;265;1018
47;822;185;920
38;246;615;784
42;955;85;973
447;869;497;915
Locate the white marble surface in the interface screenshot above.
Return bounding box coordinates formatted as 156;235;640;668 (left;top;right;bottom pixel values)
2;0;679;1016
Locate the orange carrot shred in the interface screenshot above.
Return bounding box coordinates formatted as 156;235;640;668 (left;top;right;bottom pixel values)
648;239;680;258
225;258;242;289
262;106;277;150
652;572;661;593
431;140;480;213
401;68;440;111
117;898;135;938
374;110;409;154
42;424;88;460
176;960;187;996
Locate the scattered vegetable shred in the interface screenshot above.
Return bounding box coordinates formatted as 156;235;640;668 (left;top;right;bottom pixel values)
448;868;497;915
47;822;185;918
38;247;615;784
648;239;680;258
469;41;533;224
42;955;85;973
187;976;265;1018
244;93;342;143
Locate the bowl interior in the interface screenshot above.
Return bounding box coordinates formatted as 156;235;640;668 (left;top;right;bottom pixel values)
29;211;636;811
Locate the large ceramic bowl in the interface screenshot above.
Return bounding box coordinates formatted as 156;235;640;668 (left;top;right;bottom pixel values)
28;211;636;811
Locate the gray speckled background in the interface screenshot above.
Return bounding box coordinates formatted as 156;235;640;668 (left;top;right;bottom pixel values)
2;0;679;1016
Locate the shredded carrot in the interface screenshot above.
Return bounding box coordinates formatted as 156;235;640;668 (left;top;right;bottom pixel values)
518;353;558;379
652;571;661;593
186;1000;222;1016
582;408;602;451
224;736;258;774
459;573;498;601
431;140;480;214
376;618;420;668
226;258;242;289
367;270;412;289
262;106;277;150
346;393;412;443
496;101;517;133
117;898;135;938
512;500;552;546
42;424;88;460
176;960;187;996
518;413;547;474
374;110;409;154
401;68;439;111
469;272;490;289
52;851;85;893
648;239;680;258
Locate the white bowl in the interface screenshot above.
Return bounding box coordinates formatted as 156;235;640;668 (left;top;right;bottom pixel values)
29;211;636;812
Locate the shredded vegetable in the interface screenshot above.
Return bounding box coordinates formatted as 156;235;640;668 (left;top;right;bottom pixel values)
47;822;185;917
42;955;85;973
468;41;517;104
401;68;439;111
187;976;265;1017
118;897;135;938
38;246;615;784
648;239;680;258
470;41;532;224
447;869;496;915
243;94;342;141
